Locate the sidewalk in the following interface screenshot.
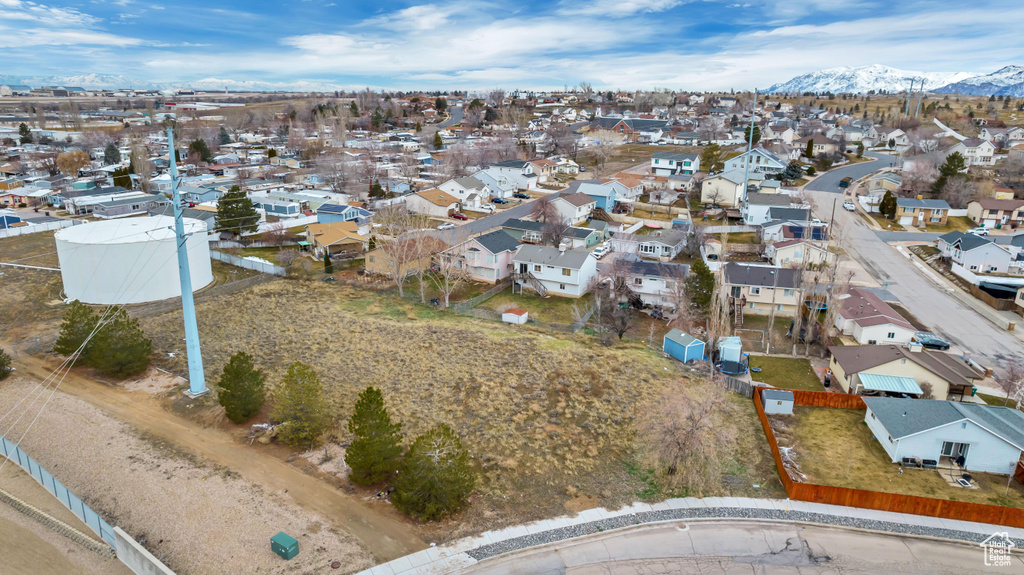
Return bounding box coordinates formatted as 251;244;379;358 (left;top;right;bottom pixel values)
355;497;1024;575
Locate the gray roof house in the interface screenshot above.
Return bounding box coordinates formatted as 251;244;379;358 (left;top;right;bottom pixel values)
862;396;1024;474
92;193;168;220
723;263;802;289
512;245;599;297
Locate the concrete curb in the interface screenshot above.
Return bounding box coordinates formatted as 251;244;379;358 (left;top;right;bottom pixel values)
0;486;114;558
354;497;1024;575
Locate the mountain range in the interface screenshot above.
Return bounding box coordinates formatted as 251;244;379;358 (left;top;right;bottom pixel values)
769;64;1024;96
0;73;346;93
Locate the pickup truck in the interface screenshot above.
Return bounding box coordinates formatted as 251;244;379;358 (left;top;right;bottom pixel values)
839;177;853;188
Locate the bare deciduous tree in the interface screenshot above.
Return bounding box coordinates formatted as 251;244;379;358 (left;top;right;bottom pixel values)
432;245;468;308
660;263;692;329
372;207;434;298
277;248;301;268
940;176;976;209
636;384;736;495
997;363;1024;409
586;129;625;172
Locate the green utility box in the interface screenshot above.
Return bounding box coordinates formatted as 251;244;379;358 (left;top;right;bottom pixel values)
271;532;299;560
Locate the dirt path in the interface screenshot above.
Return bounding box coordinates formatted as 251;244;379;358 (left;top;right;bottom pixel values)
13;355;427;564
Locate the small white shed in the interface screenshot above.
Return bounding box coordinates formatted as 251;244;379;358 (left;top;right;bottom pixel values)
761;389;794;415
502;308;528;324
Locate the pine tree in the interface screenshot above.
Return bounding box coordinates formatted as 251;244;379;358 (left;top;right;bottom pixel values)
0;348;12;381
18;123;32;144
415;122;422;132
856;142;864;158
54;301;99;364
743;125;760;146
392;424;474;521
268;148;277;158
433;132;444;150
323;251;334;274
217;352;266;423
215;186;260;236
87;309;151;379
879;190;897;219
272;362;330;448
699;143;724;173
933;152;967;194
104;142;121;165
345;387;403;485
685;258;715;317
805;139;814;158
219;126;231;145
350;101;359;116
188;138;213;163
369;179;385;198
434;97;447;111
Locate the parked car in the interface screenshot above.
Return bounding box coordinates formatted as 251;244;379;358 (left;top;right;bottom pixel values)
478;204;496;213
967;227;989;236
437;222;455;230
591;245;610;259
839;177;852;188
913;331;951;351
513;192;530;199
842;201;856;211
491;197;508;204
579;165;586;172
450;212;468;220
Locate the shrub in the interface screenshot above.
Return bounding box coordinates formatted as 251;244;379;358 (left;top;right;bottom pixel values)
392;424;475;521
217;351;266;423
272;362;330;448
0;348;11;380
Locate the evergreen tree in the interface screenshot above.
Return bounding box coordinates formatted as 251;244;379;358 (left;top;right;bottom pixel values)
369;179;385;198
415;122;422;132
804;139;814;158
217;352;266;423
350;101;359;116
54;301;100;364
87;309;151;379
371;108;384;129
856;142;864;158
433;132;444;150
272;362;330;448
323;251;334;274
392;424;474;521
699;143;724;173
685;258;715;317
879;190;897;219
887;138;896;149
0;348;10;381
219;126;231;145
104;142;121;165
743;125;760;146
781;161;803;181
215;186;260;236
933;152;967;194
434;97;447;111
188;138;213;163
18;123;32;144
345;386;403;485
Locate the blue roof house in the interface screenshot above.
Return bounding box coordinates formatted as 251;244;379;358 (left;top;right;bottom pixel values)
576;182;618;211
663;329;705;363
317;203;370;224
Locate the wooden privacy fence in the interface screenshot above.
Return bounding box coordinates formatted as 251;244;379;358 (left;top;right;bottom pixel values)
754;387;1024;529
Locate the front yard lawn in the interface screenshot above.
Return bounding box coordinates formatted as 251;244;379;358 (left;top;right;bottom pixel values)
863;212;904;231
777;407;1024;508
924;216;975;234
748;356;823;391
979;392;1020;410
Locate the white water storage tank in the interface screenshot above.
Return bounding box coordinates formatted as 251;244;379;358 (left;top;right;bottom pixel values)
55;216;213;304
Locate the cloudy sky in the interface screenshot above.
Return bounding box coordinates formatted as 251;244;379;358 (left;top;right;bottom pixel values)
1;0;1020;90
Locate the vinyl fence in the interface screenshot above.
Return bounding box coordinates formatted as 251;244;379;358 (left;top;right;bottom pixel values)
0;218;81;239
0;434;117;547
754;387;1024;528
210;250;287;276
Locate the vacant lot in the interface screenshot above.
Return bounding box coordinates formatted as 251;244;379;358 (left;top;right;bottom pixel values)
140;280;783;539
773;406;1024;508
479;289;594;324
749;356;824;391
0;231;65;343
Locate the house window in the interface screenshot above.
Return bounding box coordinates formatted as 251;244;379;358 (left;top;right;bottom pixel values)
534;265;541;272
639;244;656;254
634;277;643;285
887;332;895;339
783;289;794;297
559;283;566;290
871;412;876;420
749;302;756;309
562;268;571;276
969;265;979;271
750;287;761;295
776;304;784;311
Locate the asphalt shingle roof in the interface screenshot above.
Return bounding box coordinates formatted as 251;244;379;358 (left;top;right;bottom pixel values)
513;244;591;269
723;263;801;289
863;396;1024;450
473;230;520;254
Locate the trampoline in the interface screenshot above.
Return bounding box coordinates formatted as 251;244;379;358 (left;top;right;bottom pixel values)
716;360;748;375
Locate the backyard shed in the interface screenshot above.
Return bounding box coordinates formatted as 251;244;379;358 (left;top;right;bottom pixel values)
502;308;529;324
663;329;705;363
761;389;794;415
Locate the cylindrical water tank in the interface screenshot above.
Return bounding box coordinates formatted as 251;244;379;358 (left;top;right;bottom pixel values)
54;216;213;304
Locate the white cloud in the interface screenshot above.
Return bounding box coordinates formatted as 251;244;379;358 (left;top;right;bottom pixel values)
557;0;686;17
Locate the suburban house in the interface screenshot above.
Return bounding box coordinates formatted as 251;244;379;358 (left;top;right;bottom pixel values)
834;287;916;345
723;148;786;175
867;172;902;194
937;231;1012;275
760;209;825;243
723;263;803;318
741;192;792;225
527;159;558;182
863;396;1024;474
550;193;596;225
966;199;1024;229
895;197;950;227
451;230;520;283
794;135;842;156
827;344;981;401
0;209;22;229
554;158;580;175
317;203;371;225
438;176;492;211
636;229;688;260
573;181;619;211
512;245;598;297
305;222;368;257
365;236;447;277
701;170;763;207
501;218;602;248
480;160;538;190
650;152;700;176
944;138;996;167
92;193;168;219
472;170;516;198
405;188;461;218
602;176;645;202
764;239;834;268
608;256;689;310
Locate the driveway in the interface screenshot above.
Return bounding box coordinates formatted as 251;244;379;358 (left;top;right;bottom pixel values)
804;150;895;193
437;105;464;128
432;191;565;243
807;188;1024;372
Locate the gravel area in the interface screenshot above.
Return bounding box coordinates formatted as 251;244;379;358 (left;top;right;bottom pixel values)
0;377;374;575
466;506;1024;561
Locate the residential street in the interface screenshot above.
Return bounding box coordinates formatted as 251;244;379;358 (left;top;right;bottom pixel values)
437;104;465;128
803;150;895;193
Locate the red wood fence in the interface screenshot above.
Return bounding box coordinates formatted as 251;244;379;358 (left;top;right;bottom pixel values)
755;388;1024;528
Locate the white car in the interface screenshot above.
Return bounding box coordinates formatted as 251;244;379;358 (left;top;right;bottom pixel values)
842;201;856;211
968;227;989;236
591;245;611;259
437;222;455;230
480;204;496;213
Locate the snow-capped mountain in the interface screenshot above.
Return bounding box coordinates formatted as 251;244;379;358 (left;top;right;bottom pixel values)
768;64;975;94
178;78;345;93
0;73;344;93
933;65;1024;97
9;74;157;90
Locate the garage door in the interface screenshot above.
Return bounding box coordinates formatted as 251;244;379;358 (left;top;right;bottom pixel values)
899;216;914;226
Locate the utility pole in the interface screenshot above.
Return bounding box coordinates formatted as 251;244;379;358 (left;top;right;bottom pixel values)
167;127;207;397
904;79;914;119
741;88;758;204
914;78;925;118
765;268;779;355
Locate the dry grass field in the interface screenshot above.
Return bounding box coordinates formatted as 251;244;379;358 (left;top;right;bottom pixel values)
140;279;784;538
0;231;65;343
